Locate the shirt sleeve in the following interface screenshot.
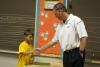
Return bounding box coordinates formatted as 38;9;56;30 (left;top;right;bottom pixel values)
76;18;88;38
51;26;59;43
19;43;26;54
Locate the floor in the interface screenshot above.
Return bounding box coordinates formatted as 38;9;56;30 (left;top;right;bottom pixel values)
0;53;100;67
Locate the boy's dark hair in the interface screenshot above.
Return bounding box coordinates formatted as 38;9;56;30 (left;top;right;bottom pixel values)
24;29;34;36
53;3;67;12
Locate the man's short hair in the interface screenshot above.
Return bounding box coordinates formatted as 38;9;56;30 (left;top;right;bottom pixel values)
53;3;67;12
24;29;34;36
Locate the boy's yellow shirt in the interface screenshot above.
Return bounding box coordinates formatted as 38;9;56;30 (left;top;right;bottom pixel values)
17;41;33;67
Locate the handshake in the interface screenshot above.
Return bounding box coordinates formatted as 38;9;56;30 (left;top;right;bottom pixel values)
21;48;42;56
32;48;42;55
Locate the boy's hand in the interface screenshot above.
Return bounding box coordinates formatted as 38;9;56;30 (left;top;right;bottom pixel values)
30;50;34;55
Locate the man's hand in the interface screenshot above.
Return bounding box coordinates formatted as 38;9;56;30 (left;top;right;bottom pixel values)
79;50;84;58
79;52;83;58
34;48;41;55
79;37;87;58
33;41;57;55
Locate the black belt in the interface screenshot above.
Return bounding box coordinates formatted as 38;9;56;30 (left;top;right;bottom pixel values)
64;47;79;53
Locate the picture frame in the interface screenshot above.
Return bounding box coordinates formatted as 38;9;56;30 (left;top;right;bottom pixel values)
44;0;59;10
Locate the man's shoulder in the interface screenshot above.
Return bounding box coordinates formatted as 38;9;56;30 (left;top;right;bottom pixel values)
71;14;83;24
72;14;81;20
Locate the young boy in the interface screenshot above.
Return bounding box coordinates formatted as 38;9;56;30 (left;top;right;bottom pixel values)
17;29;34;67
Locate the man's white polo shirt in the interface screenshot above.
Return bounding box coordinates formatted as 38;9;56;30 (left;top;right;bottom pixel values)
52;14;88;51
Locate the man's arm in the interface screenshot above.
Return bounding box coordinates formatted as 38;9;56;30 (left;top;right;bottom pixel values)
34;41;58;54
79;37;88;58
41;41;57;51
75;18;88;52
79;37;88;51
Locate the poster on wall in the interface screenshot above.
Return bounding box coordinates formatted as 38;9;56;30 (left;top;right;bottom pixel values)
45;0;59;10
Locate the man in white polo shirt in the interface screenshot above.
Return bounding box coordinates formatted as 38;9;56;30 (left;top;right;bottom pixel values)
35;3;88;67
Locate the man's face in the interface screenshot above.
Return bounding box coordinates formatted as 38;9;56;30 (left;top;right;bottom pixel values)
53;10;64;20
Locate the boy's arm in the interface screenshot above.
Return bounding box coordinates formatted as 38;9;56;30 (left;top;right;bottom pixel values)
19;51;33;56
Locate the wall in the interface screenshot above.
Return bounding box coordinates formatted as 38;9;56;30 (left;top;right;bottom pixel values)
0;0;36;51
71;0;100;60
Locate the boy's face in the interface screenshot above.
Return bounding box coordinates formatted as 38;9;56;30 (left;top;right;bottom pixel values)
25;34;33;42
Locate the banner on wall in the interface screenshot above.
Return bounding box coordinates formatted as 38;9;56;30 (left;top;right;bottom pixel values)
45;0;59;9
35;0;67;57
